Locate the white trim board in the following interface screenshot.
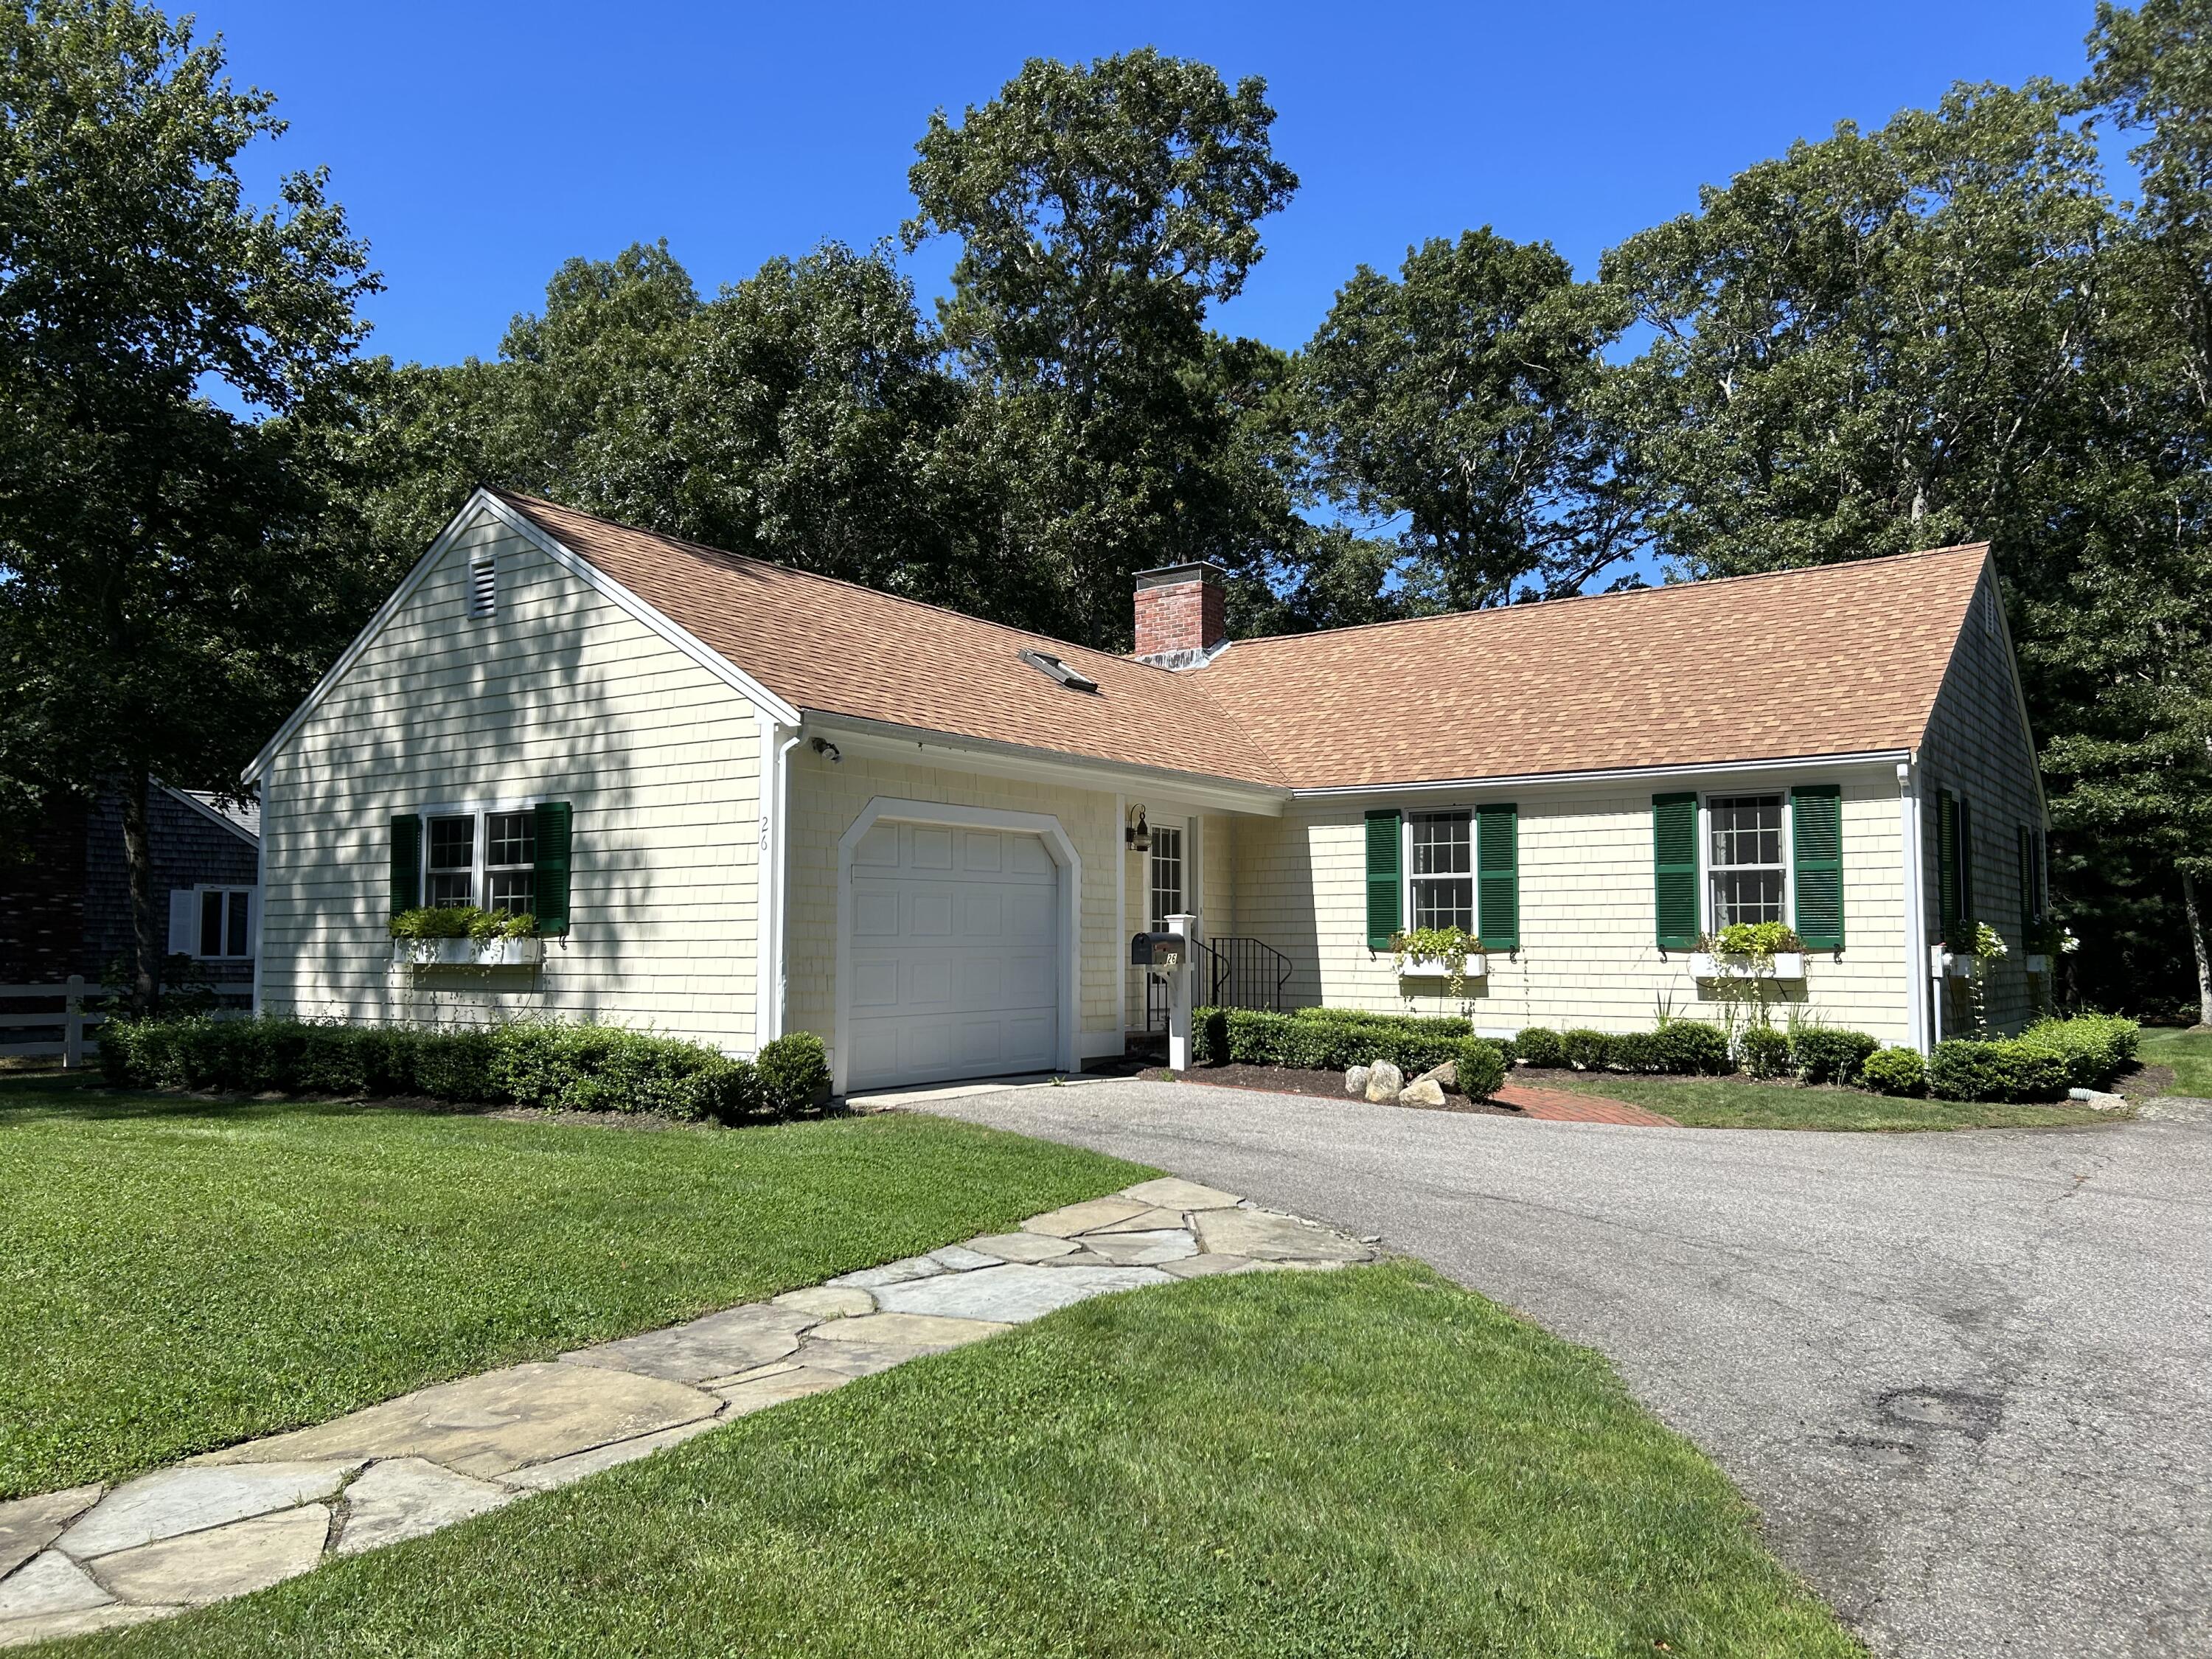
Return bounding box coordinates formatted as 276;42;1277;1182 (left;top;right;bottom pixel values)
1289;751;1914;801
802;712;1289;817
832;796;1084;1099
243;490;800;783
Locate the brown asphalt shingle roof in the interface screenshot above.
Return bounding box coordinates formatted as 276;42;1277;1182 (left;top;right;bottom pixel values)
496;490;1988;794
1192;546;1992;790
495;492;1285;786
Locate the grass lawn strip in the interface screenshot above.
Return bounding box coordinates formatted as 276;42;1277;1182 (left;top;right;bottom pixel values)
2136;1026;2212;1099
0;1176;1371;1644
43;1262;1863;1659
1522;1068;2121;1130
0;1077;1147;1498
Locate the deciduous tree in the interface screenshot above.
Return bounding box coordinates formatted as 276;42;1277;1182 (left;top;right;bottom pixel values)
0;0;376;1009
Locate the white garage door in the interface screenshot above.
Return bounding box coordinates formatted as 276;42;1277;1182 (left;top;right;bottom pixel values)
844;820;1062;1091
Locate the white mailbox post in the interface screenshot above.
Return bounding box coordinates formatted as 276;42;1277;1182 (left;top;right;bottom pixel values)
1165;911;1198;1072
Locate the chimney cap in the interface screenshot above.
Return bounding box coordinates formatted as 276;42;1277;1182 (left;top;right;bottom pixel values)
1133;562;1228;589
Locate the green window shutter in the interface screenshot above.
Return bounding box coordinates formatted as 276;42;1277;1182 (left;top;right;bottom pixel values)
1652;793;1700;951
1936;790;1960;931
389;814;421;917
2017;824;2036;941
1790;785;1844;951
534;801;573;937
1476;802;1519;950
1363;809;1401;950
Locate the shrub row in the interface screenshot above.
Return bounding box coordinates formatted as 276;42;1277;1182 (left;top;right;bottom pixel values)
1191;1007;1506;1099
98;1018;831;1124
2016;1012;2138;1091
1926;1039;2070;1103
1907;1015;2138;1103
1513;1021;1733;1077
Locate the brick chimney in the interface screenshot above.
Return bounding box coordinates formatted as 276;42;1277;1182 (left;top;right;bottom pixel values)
1133;563;1228;668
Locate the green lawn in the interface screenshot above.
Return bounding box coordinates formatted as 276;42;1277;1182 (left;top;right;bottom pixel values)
2138;1025;2212;1097
55;1263;1861;1659
0;1076;1145;1498
1526;1070;2120;1130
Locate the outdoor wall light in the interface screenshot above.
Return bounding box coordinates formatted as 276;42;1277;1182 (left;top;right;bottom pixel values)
1125;804;1150;852
810;737;842;764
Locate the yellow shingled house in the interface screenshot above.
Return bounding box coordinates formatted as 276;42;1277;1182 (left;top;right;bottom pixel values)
246;489;2048;1095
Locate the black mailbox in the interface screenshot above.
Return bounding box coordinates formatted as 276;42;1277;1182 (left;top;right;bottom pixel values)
1129;931;1186;968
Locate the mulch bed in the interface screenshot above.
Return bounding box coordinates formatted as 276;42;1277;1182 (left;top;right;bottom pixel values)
2117;1063;2175;1100
1141;1062;1523;1117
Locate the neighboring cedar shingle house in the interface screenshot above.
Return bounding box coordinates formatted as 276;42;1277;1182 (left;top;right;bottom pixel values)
0;786;259;992
246;488;2048;1095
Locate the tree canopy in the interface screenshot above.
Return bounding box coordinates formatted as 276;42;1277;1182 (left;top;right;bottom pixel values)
8;6;2211;1017
0;0;377;1004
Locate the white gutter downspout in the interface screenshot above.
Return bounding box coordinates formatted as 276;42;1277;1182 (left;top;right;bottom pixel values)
1899;758;1933;1054
760;723;804;1048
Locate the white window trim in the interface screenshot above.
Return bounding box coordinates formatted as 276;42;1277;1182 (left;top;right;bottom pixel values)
1703;791;1793;935
1148;822;1188;932
408;798;538;912
184;883;258;961
1404;809;1476;935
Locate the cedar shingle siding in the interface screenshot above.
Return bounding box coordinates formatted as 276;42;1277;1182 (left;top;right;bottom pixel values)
0;790;255;986
1916;571;2047;1034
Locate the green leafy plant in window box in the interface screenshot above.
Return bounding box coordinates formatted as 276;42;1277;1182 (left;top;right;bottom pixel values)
391;906;541;972
2021;916;2076;973
1388;926;1488;999
389;905;539;942
1693;922;1806;980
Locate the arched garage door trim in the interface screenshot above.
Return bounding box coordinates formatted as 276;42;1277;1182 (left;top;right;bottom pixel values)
833;796;1083;1096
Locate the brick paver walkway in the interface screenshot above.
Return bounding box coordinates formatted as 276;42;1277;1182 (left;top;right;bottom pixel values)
1492;1083;1680;1127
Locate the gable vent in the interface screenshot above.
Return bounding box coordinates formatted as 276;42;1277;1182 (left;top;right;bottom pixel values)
467;556;496;619
1019;648;1099;693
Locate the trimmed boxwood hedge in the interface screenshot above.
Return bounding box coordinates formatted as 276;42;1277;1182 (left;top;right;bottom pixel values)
1926;1037;2072;1103
1511;1021;1731;1077
1190;1008;1506;1099
97;1017;832;1123
2016;1012;2138;1091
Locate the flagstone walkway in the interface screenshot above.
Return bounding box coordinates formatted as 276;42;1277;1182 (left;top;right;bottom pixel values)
0;1177;1374;1648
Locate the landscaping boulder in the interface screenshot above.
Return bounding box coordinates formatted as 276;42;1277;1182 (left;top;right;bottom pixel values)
1345;1065;1371;1098
1399;1077;1447;1107
1363;1060;1403;1104
1414;1059;1457;1092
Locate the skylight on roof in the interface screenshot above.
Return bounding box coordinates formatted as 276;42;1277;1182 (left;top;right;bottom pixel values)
1019;648;1099;694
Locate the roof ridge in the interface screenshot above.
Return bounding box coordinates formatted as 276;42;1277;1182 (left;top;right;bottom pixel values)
1218;542;1993;653
490;487;1190;681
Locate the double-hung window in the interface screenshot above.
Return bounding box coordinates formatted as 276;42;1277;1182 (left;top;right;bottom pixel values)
1149;825;1184;930
167;884;255;961
425;815;476;908
1409;812;1474;932
484;812;536;915
1708;795;1786;928
422;810;536;914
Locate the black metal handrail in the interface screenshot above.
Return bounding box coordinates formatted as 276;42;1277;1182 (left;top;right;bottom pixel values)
1144;936;1293;1031
1208;936;1293;1012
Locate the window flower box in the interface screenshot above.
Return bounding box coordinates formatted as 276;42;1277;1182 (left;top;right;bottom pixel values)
1398;953;1487;981
2025;953;2051;976
1689;951;1806;981
394;936;544;970
1931;947;1983;981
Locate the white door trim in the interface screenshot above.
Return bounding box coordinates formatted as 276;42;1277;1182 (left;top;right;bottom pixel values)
834;796;1083;1096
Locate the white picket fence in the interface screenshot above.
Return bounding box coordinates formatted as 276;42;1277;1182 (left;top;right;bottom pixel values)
0;978;251;1068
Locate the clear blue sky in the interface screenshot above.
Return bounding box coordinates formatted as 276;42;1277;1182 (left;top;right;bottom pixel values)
193;0;2101;366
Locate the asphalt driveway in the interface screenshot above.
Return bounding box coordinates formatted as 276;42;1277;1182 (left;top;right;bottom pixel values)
922;1080;2211;1659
